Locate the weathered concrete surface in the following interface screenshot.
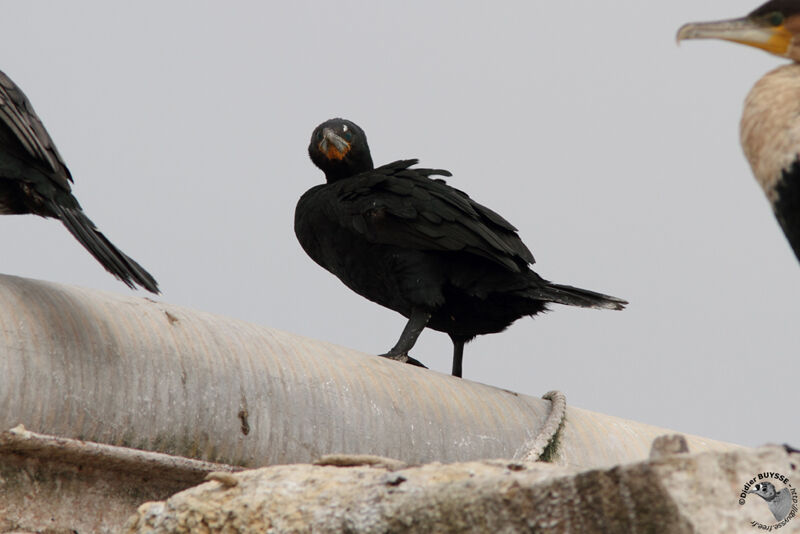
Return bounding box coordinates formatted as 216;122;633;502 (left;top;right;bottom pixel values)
0;426;242;534
124;445;799;534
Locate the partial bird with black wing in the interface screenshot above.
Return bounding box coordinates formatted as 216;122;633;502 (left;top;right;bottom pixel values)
0;69;158;293
296;118;626;378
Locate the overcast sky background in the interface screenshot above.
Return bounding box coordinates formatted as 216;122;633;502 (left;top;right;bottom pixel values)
0;1;796;448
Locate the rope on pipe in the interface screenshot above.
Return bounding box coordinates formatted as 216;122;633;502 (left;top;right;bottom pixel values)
520;390;567;462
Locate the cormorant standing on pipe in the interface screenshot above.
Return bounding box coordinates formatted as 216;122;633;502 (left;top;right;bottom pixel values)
0;70;158;293
678;1;800;263
296;118;626;377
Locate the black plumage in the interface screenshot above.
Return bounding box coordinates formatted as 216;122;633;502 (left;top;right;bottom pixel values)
775;160;800;261
749;0;800;17
295;118;626;377
0;69;158;293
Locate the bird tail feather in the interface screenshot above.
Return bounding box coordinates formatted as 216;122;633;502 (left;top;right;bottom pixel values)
51;204;159;293
534;283;627;311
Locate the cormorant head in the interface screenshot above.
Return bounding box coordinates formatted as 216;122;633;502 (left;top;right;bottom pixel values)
748;482;778;501
308;118;374;183
678;0;800;61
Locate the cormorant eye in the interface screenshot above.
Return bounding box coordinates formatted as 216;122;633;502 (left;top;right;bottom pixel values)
342;127;354;142
767;12;784;26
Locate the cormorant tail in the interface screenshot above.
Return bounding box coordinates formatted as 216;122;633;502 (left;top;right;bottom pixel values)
537;283;627;311
51;204;159;294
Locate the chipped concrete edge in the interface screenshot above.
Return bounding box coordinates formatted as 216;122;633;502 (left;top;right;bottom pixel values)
0;425;243;484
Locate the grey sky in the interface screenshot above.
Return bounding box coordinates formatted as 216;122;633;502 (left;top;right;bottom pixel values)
1;0;796;448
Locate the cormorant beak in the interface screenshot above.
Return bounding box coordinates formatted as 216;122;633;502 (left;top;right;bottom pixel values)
319;128;351;161
677;16;797;59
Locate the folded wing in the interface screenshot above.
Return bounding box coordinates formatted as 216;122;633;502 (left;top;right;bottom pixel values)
334;159;535;272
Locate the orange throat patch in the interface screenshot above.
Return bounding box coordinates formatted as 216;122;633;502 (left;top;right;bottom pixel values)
322;142;350;161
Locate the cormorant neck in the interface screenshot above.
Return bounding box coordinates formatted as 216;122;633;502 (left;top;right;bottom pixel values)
740;63;800;262
323;155;374;183
740;62;800;202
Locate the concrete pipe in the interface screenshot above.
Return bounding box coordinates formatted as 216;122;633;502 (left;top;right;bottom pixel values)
0;274;739;469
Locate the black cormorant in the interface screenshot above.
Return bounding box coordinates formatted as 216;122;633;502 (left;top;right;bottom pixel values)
295;118;626;377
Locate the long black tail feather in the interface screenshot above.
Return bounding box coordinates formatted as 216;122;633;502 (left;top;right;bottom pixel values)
536;283;627;311
51;204;159;294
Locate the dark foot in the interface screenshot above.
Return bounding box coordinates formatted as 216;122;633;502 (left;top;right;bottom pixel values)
379;352;428;369
405;356;427;368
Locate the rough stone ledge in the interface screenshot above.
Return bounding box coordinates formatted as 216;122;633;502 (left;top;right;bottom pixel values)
124;444;799;533
0;426;244;534
0;425;243;484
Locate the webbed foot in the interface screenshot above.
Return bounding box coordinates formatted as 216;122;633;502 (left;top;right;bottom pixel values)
379;351;428;369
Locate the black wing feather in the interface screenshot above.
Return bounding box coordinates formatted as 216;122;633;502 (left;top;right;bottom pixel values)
0;69;159;294
334;160;534;272
0;70;72;190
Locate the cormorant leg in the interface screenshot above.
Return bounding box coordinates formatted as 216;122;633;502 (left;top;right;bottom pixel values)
380;308;431;368
450;336;465;378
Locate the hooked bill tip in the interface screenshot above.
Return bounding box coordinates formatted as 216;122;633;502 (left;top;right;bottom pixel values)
676;24;691;44
675;17;769;44
676;22;705;44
